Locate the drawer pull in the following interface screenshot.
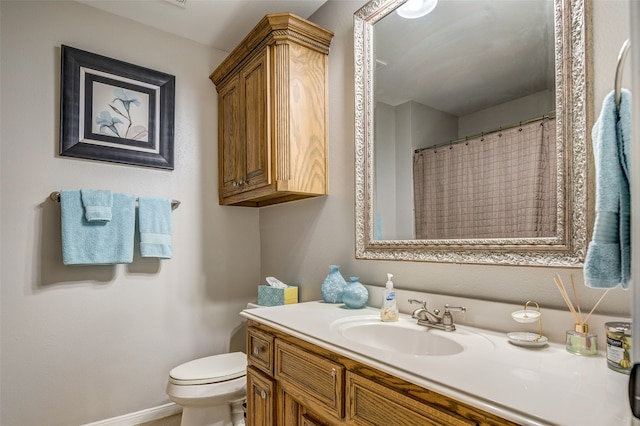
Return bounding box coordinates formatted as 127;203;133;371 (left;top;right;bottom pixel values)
253;346;262;355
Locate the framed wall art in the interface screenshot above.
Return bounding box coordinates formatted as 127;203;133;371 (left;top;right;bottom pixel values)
59;45;175;169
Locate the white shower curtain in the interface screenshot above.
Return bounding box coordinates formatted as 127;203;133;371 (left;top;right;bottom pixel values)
413;118;557;239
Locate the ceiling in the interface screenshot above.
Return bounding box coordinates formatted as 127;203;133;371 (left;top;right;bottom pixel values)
374;0;555;116
77;0;554;119
77;0;328;52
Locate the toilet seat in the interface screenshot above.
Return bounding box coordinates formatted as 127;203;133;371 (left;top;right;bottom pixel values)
169;352;246;386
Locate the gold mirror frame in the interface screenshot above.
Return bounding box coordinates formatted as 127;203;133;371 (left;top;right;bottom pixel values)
354;0;591;266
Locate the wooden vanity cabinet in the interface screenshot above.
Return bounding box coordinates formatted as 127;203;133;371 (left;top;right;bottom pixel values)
210;13;333;207
246;321;518;426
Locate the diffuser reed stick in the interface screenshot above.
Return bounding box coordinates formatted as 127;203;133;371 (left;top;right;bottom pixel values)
553;274;609;327
570;275;582;321
553;275;580;323
554;274;607;356
583;290;610;324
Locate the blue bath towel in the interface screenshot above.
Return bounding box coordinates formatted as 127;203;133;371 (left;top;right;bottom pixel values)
80;189;113;222
60;190;136;265
138;197;172;259
584;89;632;289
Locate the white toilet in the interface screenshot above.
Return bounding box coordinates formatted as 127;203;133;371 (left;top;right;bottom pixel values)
166;351;247;426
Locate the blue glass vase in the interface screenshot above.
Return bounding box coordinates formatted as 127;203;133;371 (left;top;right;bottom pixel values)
321;265;347;303
342;277;368;309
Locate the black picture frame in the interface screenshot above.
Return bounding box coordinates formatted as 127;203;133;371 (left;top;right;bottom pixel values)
60;45;175;169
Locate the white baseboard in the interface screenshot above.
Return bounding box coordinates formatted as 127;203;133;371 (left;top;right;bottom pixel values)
82;402;182;426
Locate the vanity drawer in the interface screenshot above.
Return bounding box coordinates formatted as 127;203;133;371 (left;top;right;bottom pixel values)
274;338;345;419
346;372;475;426
247;327;274;374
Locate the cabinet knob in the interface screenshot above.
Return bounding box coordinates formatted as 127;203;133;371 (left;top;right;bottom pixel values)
253;346;262;355
232;180;238;187
260;390;268;399
239;179;246;185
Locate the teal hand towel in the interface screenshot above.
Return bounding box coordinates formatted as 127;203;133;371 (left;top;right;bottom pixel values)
138;197;172;259
584;89;632;289
61;190;136;265
618;89;632;288
80;189;113;222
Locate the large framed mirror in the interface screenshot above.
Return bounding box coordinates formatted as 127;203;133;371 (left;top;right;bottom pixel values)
354;0;591;266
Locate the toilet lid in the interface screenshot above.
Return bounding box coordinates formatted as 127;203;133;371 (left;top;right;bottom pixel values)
169;352;246;385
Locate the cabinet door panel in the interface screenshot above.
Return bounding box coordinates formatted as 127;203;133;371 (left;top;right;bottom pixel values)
279;387;301;425
279;387;333;426
218;75;242;198
243;50;270;190
247;366;275;426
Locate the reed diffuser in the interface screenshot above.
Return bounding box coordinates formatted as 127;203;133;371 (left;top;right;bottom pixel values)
553;274;609;356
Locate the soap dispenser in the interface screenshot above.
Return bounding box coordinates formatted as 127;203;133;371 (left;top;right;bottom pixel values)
380;273;399;322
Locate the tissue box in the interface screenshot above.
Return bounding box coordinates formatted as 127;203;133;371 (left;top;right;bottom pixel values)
258;285;298;306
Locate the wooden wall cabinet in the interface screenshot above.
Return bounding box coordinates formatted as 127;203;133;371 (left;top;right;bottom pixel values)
246;321;518;426
210;13;333;207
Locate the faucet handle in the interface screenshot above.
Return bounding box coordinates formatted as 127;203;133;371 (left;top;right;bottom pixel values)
444;304;466;314
441;305;466;331
408;299;427;309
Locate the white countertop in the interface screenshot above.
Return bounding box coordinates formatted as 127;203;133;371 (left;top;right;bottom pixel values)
241;301;632;426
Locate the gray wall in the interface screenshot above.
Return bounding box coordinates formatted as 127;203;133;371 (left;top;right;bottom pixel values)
260;0;632;316
0;1;260;425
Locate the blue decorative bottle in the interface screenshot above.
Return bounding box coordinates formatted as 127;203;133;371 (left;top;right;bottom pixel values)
342;277;368;309
321;265;347;303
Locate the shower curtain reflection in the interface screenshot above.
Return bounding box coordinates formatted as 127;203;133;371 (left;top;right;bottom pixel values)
413;118;557;239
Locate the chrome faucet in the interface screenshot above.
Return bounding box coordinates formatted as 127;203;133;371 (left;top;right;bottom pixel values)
408;299;466;331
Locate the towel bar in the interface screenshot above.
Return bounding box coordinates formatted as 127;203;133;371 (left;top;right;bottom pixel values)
49;191;181;210
615;39;631;111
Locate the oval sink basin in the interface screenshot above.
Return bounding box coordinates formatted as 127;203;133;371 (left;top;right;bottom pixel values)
330;316;495;357
341;322;463;356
